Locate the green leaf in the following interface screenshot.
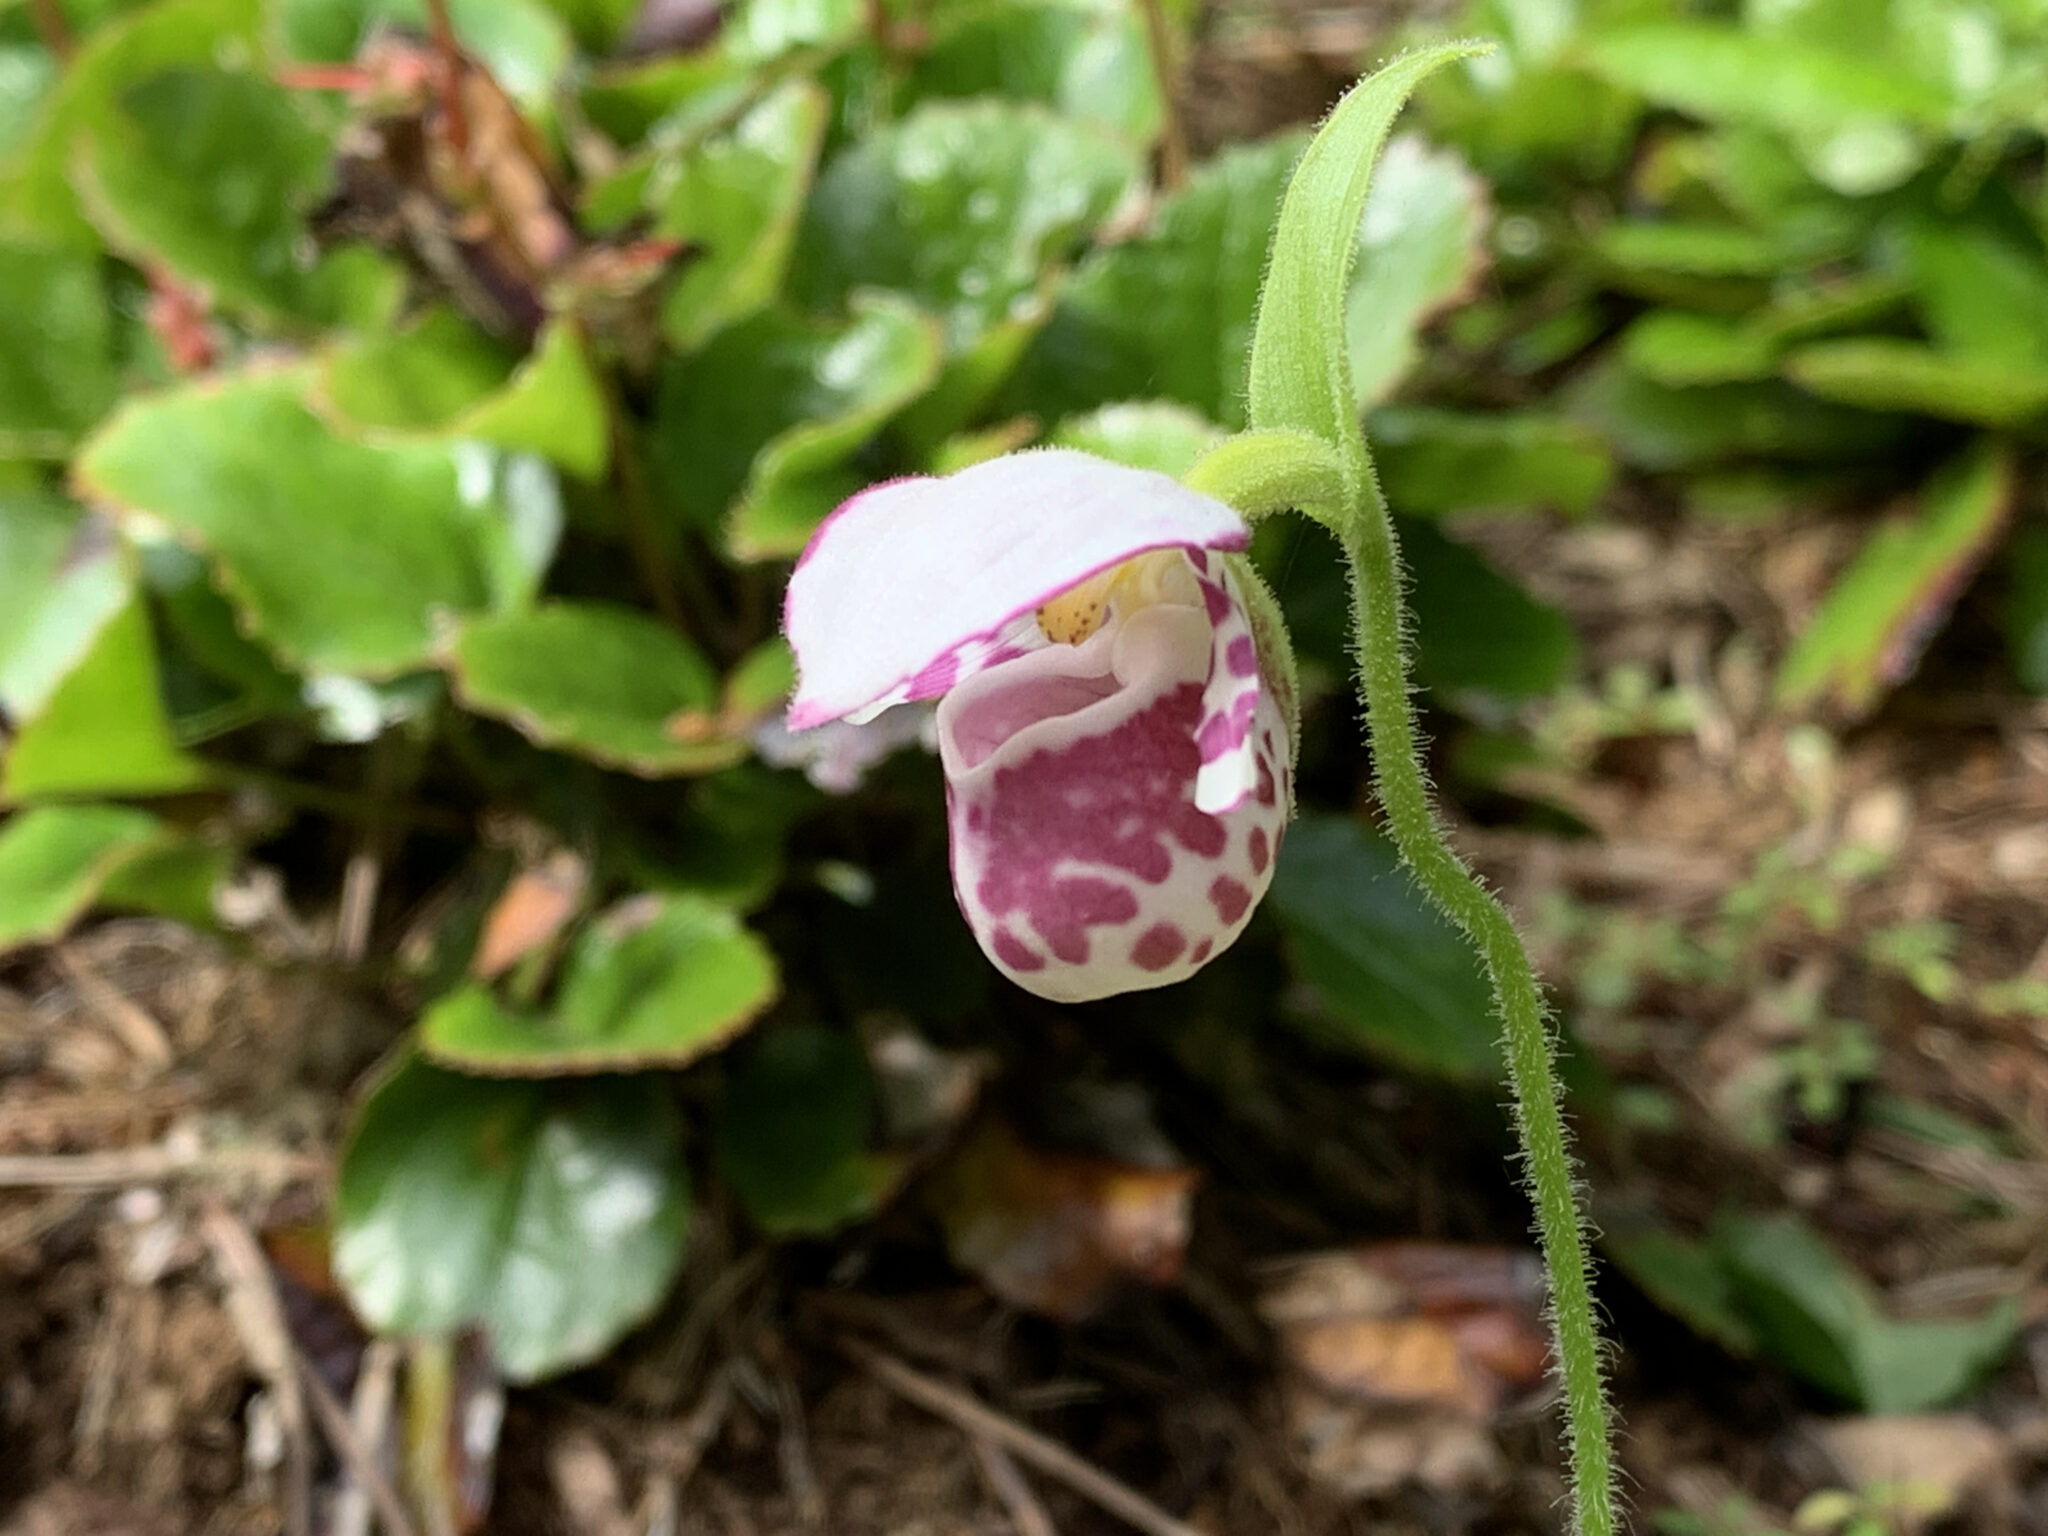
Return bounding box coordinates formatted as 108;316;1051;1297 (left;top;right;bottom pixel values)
1580;24;1948;194
2008;524;2048;695
78;66;392;328
334;1054;691;1380
446;603;739;775
725;466;866;563
0;491;128;719
788;99;1140;351
319;307;517;428
74;369;529;676
656;82;830;349
1371;408;1612;517
627;764;818;912
0;0;266;247
0;44;59;165
652;296;942;556
1403;518;1578;709
904;0;1162;146
1009;135;1299;430
723;0;863;63
1593;222;1784;281
277;0;572;107
1902;222;2048;371
1749;271;1914;348
1784;339;2048;428
533;0;640;51
0;804;168;950
577;51;754;150
0;243;118;457
97;838;234;929
1049;401;1226;477
1598;1210;1757;1357
320;312;610;479
142;541;307;724
1620;311;1778;386
1776;442;2013;716
1265;815;1499;1083
421;894;776;1073
1568;362;1907;472
1419;48;1638;183
715;1025;896;1236
2;596;211;802
1716;1211;2018;1412
1346;134;1489;407
1248;42;1486;457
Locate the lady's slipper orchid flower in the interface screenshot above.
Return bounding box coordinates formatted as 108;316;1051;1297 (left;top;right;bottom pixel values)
783;450;1296;1003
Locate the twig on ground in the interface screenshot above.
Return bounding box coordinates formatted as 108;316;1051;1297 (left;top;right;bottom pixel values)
200;1200;313;1536
300;1344;417;1536
972;1434;1060;1536
334;849;383;965
769;1351;824;1527
837;1336;1206;1536
70;1291;127;1477
0;1191;91;1255
53;944;174;1070
636;1363;735;1536
649;1359;737;1490
0;1143;326;1190
333;1341;404;1536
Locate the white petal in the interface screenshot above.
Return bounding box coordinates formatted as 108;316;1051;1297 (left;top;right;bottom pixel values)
783;449;1248;729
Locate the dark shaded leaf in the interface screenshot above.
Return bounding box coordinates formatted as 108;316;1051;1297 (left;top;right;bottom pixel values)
0;244;117;456
1716;1211;2018;1412
715;1024;896;1236
1403;518;1579;709
651;295;941;556
1373;408;1611;517
334;1054;691;1380
1266;815;1499;1083
1006;135;1298;429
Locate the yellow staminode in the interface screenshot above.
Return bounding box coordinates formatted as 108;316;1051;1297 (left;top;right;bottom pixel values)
1034;551;1199;645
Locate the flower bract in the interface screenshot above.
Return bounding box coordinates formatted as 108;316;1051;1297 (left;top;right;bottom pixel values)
783;449;1295;1002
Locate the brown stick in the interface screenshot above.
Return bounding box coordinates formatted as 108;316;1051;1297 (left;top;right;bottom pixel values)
299;1347;419;1536
838;1338;1204;1536
0;1143;326;1190
52;944;174;1069
201;1202;313;1536
972;1434;1060;1536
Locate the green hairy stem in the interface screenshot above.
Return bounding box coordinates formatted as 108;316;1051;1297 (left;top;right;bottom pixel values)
1226;45;1619;1536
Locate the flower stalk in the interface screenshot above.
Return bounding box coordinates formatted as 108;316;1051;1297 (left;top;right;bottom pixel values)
1238;43;1618;1536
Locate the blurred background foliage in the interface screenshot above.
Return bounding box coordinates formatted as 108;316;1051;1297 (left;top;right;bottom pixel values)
3;0;2048;1524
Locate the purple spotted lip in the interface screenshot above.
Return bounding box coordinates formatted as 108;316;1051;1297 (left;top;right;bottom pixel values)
783;449;1294;1003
